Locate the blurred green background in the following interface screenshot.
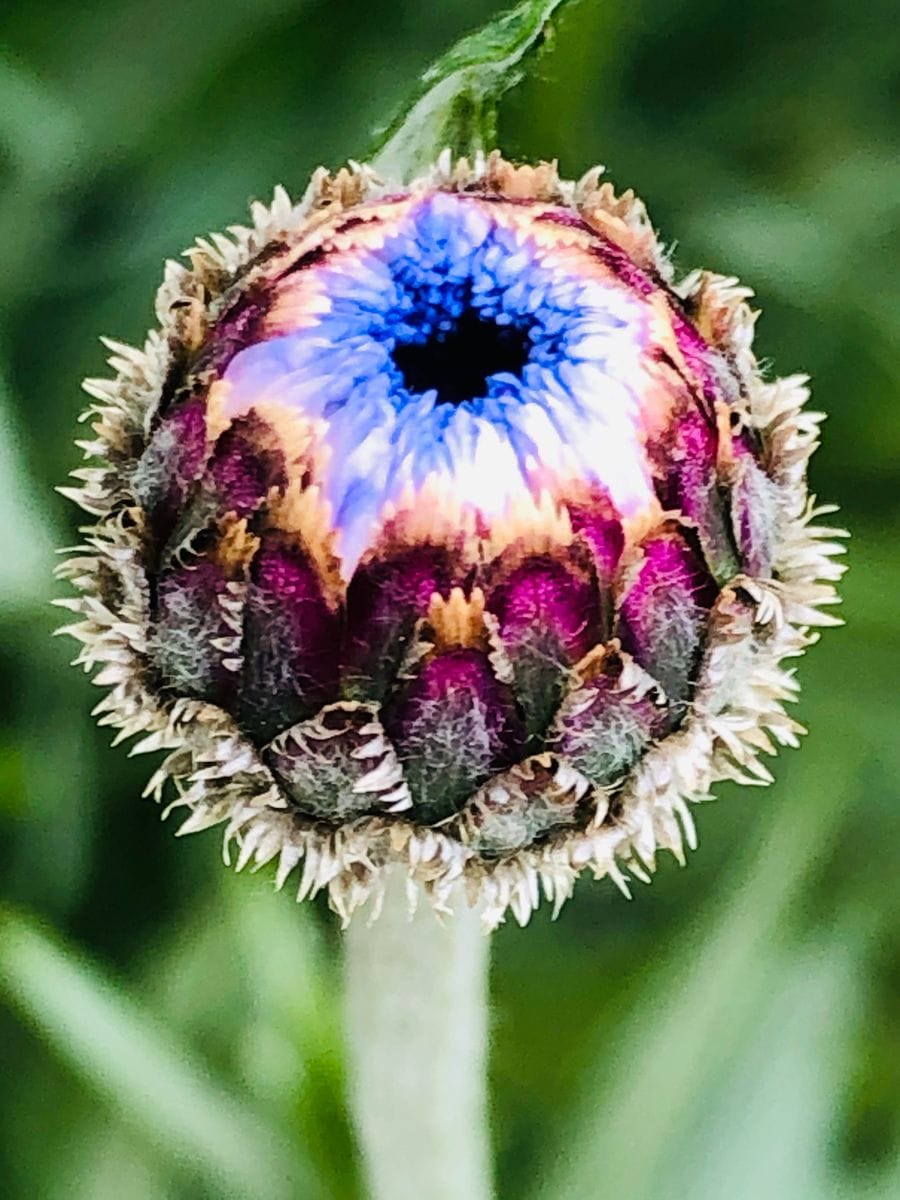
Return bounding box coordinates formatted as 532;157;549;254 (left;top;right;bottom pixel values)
1;1;898;1197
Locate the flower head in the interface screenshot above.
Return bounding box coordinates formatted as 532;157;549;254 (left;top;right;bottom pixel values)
58;153;845;926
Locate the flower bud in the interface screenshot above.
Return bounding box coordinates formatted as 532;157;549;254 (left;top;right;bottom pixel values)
58;153;845;926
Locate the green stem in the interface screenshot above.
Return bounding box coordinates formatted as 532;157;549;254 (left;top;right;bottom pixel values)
344;874;493;1200
370;0;571;181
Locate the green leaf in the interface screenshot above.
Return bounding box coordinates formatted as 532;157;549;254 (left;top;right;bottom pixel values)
371;0;575;181
0;907;325;1200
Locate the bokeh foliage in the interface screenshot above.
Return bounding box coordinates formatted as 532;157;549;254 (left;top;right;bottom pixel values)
0;1;898;1197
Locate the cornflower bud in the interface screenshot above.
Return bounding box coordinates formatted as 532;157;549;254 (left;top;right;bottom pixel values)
58;153;845;926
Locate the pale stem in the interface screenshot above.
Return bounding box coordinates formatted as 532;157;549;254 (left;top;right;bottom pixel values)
344;871;493;1200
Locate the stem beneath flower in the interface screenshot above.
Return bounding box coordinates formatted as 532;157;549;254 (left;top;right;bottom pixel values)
344;872;493;1200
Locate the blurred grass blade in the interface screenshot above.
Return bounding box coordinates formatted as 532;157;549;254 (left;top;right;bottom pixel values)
533;740;860;1200
48;1129;172;1200
664;930;863;1200
0;368;56;609
0;907;324;1200
371;0;573;179
149;877;358;1197
0;55;84;184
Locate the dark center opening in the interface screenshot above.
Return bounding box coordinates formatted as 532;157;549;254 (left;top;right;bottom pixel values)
393;308;531;405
